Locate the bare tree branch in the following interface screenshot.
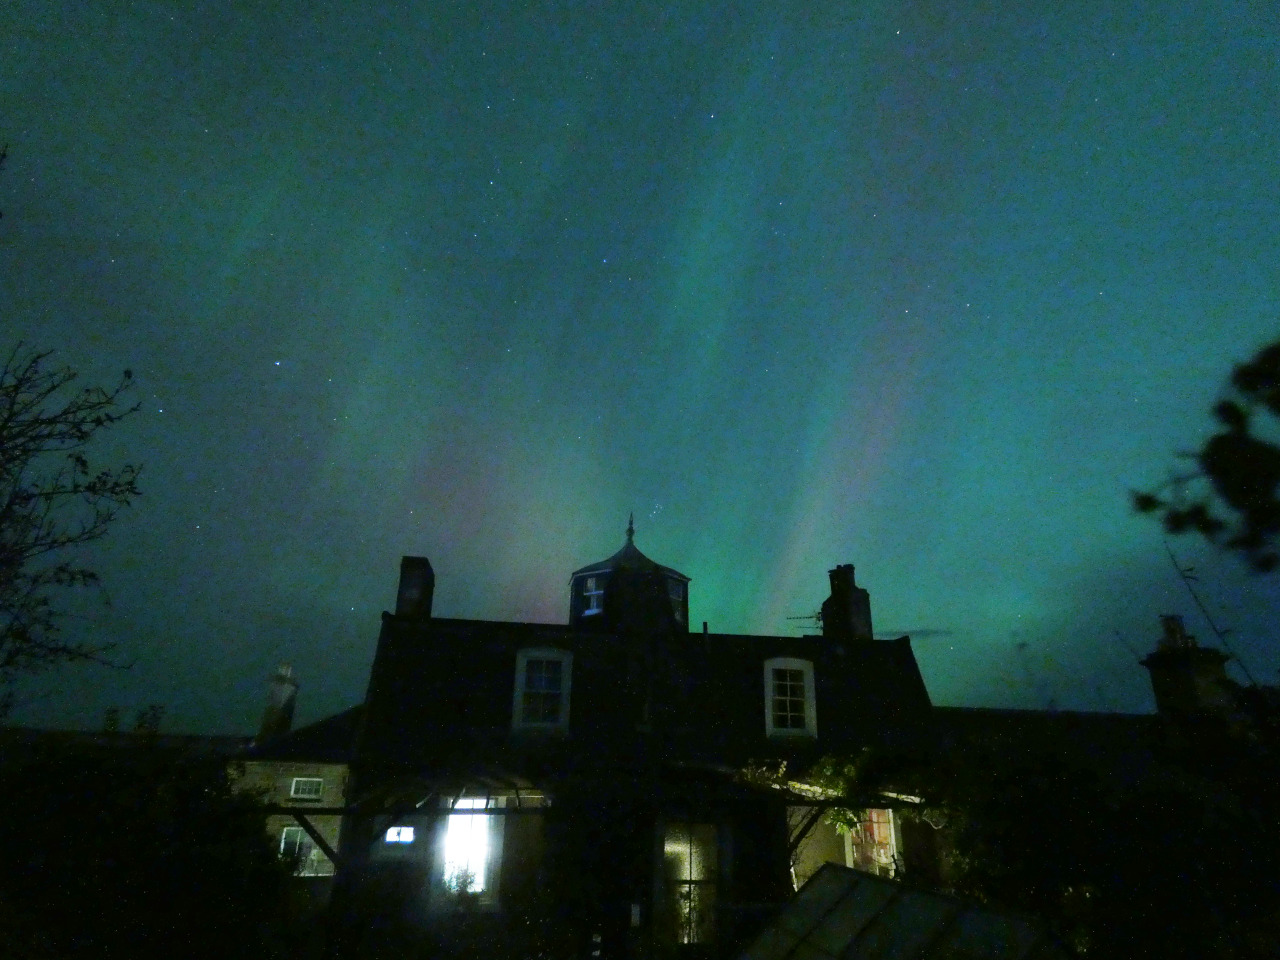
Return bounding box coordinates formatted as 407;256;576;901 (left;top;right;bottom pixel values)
0;345;140;685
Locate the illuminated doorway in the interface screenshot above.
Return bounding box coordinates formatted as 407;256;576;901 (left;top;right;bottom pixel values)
661;822;717;944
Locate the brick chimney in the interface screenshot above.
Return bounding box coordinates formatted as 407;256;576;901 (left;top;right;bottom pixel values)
395;555;435;618
1140;615;1237;718
258;664;298;741
821;564;874;642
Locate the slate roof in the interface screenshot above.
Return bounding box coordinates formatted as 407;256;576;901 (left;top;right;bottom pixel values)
245;705;363;763
739;863;1066;960
570;527;689;582
0;725;251;759
356;616;932;773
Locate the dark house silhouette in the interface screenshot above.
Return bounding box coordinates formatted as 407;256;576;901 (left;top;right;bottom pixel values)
326;522;933;958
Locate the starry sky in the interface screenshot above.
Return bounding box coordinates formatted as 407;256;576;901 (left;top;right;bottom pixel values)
4;0;1279;734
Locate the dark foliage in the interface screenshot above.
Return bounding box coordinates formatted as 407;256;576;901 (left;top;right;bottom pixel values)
0;742;297;959
1135;339;1280;571
0;346;140;685
906;716;1280;959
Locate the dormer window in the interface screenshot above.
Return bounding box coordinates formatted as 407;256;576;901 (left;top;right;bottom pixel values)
583;577;604;615
763;657;817;738
512;648;573;733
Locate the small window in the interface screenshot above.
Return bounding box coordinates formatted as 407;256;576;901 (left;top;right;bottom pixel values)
513;648;573;732
290;777;324;800
386;826;415;843
763;657;817;738
583;576;604;615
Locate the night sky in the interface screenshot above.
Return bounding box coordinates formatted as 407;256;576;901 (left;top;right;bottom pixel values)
4;1;1279;734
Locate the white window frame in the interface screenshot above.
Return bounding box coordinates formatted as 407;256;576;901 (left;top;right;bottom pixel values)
583;576;604;615
512;648;573;733
763;657;817;738
290;777;324;800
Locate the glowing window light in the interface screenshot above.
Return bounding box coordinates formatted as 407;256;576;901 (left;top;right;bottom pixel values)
443;798;489;893
385;826;415;843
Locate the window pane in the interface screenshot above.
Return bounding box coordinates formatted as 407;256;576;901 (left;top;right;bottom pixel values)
772;668;807;729
280;826;309;859
526;658;562;693
662;823;717;944
290;777;324;799
523;691;561;723
522;658;563;723
584;576;603;612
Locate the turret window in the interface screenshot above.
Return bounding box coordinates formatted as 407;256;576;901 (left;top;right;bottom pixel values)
667;579;686;624
763;657;817;738
583;577;604;615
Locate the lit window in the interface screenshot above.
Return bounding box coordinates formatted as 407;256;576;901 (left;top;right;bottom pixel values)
290;777;324;800
280;825;331;876
661;822;718;943
583;576;604;614
443;799;489;893
385;826;415;843
847;809;899;877
281;825;312;860
763;657;817;738
512;648;572;732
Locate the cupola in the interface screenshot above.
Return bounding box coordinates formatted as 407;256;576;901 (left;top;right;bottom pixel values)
569;516;690;631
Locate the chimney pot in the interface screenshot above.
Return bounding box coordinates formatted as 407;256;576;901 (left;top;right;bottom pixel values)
822;563;873;642
396;556;435;618
1159;614;1194;649
1142;616;1234;718
258;663;299;741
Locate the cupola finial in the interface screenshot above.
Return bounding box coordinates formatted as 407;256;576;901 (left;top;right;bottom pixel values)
627;512;635;543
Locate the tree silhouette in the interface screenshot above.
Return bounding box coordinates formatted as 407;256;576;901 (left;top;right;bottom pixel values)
1135;339;1280;571
0;346;140;686
0;146;141;688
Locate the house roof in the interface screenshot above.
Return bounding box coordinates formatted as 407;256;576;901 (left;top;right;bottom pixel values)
0;726;252;759
739;863;1066;960
356;615;932;775
245;705;363;763
570;521;689;582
